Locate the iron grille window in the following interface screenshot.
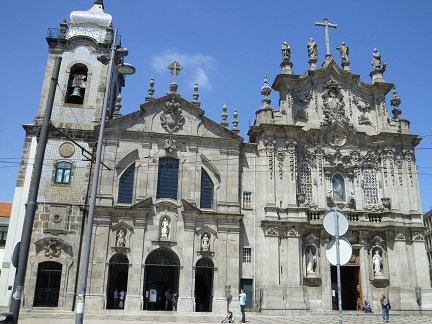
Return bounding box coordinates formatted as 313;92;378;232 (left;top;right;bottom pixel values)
118;163;135;204
243;192;252;208
363;169;379;205
200;169;213;209
54;162;72;184
0;226;7;246
156;157;179;200
298;162;313;201
243;247;252;263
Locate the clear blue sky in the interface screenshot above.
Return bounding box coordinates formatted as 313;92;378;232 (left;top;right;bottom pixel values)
1;1;431;212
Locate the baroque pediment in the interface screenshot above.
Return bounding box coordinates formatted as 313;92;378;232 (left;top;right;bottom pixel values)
104;94;243;141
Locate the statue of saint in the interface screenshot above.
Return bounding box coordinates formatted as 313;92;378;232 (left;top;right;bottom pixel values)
372;48;382;69
161;218;169;238
307;38;318;60
336;42;349;63
116;229;126;247
373;250;382;274
281;42;291;61
332;174;346;201
306;249;316;273
201;233;210;251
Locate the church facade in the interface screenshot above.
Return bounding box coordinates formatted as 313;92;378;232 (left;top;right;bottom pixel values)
0;1;431;315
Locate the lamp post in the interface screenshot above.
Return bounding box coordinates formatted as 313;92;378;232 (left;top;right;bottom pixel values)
75;28;135;324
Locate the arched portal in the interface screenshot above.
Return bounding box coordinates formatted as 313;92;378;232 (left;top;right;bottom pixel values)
106;254;129;309
194;258;214;312
33;261;62;307
144;249;180;311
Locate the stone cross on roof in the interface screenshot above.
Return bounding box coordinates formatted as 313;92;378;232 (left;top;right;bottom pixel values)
168;61;183;84
315;18;337;59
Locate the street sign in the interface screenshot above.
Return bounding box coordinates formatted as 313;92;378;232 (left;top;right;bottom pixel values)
326;237;353;266
323;209;348;236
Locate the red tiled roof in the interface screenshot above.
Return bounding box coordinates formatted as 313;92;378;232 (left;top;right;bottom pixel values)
0;202;12;217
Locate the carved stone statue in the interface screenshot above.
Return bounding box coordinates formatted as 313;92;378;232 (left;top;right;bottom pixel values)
307;38;318;60
371;48;386;70
201;233;210;251
116;229;126;247
332;174;346;201
161;217;170;238
281;42;291;61
336;42;349;63
373;250;382;274
306;249;316;273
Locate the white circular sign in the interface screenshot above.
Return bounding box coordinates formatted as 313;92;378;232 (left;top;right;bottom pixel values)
326;237;353;266
323;209;348;236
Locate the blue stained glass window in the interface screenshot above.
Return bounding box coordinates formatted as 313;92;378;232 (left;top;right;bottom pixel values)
200;169;213;209
54;162;72;184
156;157;179;200
118;164;135;204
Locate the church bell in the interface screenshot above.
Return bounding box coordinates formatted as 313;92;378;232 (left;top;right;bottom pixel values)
69;87;83;100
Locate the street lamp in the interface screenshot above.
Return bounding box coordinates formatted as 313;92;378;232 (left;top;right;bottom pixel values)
75;28;135;324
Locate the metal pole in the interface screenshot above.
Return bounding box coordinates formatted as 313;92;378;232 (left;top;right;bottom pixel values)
334;208;343;324
9;56;62;324
75;28;117;324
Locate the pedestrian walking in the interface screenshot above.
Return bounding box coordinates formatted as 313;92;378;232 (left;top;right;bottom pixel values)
380;293;391;322
238;288;246;323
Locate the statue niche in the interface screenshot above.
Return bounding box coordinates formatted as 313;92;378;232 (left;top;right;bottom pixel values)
321;80;349;126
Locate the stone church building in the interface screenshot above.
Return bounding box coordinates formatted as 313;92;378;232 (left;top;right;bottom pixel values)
1;1;430;315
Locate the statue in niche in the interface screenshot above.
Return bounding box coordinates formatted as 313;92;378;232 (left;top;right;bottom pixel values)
332;174;346;201
116;229;126;247
373;250;382;275
307;38;318;60
201;233;210;251
161;217;170;238
281;42;291;61
306;248;316;273
336;42;349;63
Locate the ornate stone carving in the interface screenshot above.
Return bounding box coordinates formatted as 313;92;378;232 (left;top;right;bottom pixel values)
304;233;319;245
381;198;391;210
372;250;383;276
403;149;414;187
163;138;177;152
160;98;185;133
306;248;317;274
286;141;297;181
293;91;312;122
59;142;75;158
395;231;406;240
266;226;278;236
287;226;298;236
321;79;348;126
265;140;276;179
394;155;404;186
412;232;424;241
325;131;347;147
44;240;62;258
353;95;372;126
276;147;286;179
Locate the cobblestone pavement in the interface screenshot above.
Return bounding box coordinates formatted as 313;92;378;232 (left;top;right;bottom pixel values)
3;311;432;324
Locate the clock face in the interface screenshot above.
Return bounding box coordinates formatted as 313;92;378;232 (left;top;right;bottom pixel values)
59;142;75;158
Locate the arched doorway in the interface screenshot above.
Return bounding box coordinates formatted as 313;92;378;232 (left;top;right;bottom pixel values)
195;258;214;312
144;249;180;311
106;254;129;309
34;261;62;307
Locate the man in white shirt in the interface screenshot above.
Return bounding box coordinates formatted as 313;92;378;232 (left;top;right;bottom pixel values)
238;289;246;323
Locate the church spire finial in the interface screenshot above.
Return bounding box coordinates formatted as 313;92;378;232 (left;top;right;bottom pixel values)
221;104;229;128
168;61;183;93
315;18;337;60
145;78;155;102
192;83;201;107
232;109;240;134
390;86;403;119
260;73;272;108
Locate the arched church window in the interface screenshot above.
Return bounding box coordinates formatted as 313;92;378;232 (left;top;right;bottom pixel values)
156;157;179;200
200;169;213;209
363;168;379;205
332;173;346;201
298;162;313;202
66;64;88;104
118;163;135;204
54;161;72;184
